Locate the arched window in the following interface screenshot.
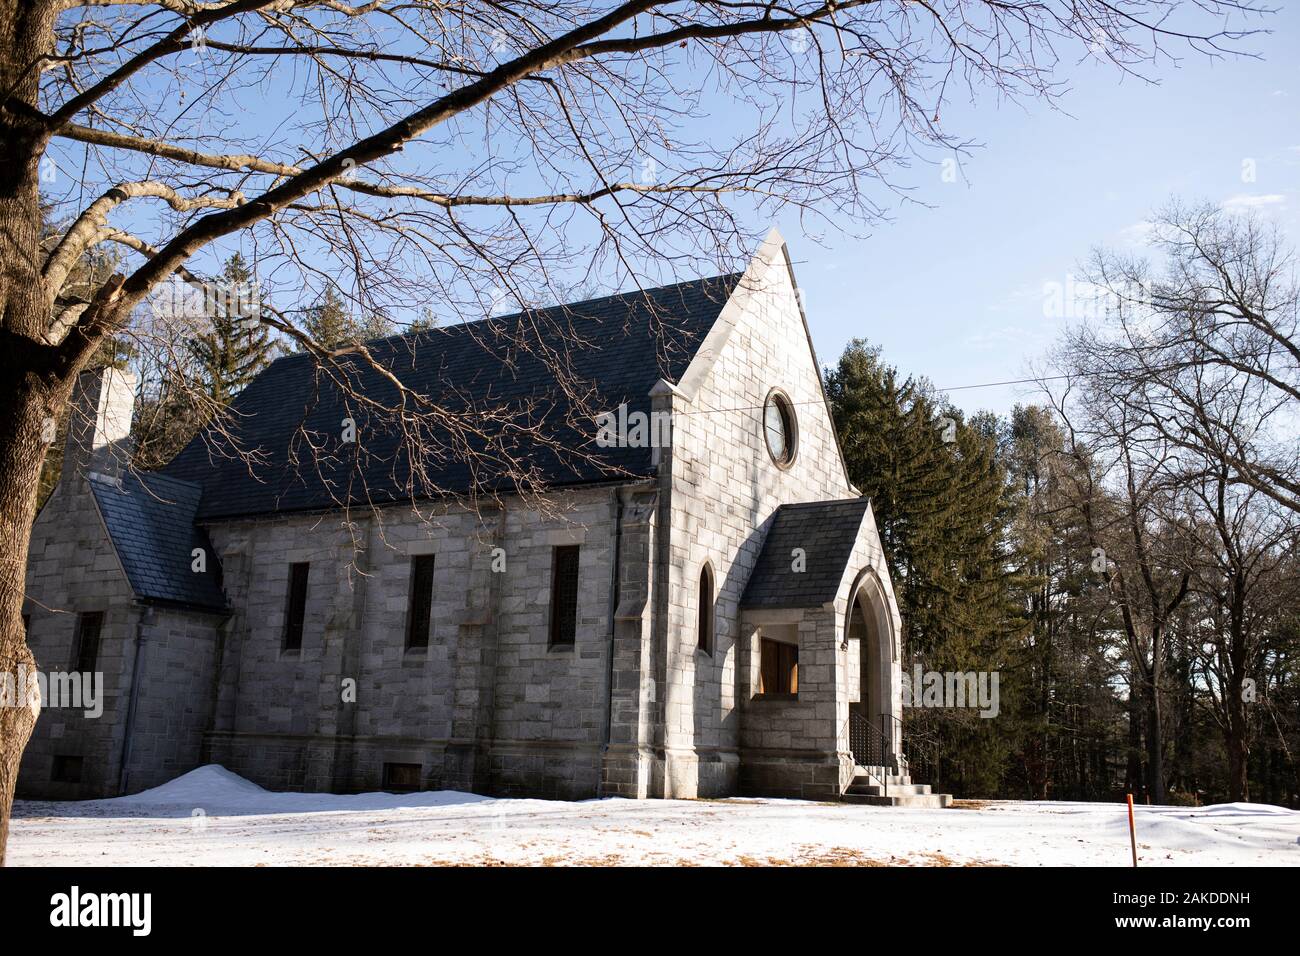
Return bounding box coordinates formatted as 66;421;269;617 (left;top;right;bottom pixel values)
697;564;714;654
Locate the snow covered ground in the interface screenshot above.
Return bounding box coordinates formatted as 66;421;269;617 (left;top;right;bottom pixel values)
9;765;1300;866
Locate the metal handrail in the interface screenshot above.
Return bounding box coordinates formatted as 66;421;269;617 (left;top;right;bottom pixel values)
848;710;892;798
881;712;904;775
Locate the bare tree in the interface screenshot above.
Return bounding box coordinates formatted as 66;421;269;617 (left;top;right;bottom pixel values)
0;0;1262;861
1083;201;1300;515
1059;203;1300;801
1181;460;1295;801
1044;376;1192;802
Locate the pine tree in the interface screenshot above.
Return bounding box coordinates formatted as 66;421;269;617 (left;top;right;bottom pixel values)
827;339;1028;795
302;287;354;349
358;311;395;341
407;306;439;333
186;252;278;405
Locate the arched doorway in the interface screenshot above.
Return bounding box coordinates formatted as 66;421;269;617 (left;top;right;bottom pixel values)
845;569;900;765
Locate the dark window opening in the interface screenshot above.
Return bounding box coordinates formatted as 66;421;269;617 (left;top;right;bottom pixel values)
71;611;103;673
406;554;436;649
758;638;798;696
51;755;83;784
383;762;422;792
549;545;580;646
697;565;714;654
283;562;310;651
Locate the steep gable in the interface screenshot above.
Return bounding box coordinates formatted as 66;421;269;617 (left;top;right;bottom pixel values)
670;227;854;501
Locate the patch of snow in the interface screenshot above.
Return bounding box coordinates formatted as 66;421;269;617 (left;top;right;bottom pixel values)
86;764;495;817
10;766;1300;867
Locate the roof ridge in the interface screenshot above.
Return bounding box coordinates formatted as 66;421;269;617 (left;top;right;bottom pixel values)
778;497;869;509
266;271;744;369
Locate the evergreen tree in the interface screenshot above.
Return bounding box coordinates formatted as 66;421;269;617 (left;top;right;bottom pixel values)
186;252;278;405
302;287;354;349
358;311;395;341
826;339;1028;795
407;306;439;333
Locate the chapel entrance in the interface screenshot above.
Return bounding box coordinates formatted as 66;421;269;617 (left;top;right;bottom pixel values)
846;573;898;769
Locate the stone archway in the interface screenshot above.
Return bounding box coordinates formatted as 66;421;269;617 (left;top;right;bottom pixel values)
845;568;901;760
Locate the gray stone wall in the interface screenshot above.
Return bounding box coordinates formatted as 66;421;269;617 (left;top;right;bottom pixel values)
203;486;623;799
19;474;226;800
656;235;860;797
119;605;223;793
18;477;138;799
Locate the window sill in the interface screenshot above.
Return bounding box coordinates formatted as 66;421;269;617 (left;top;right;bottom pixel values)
547;642;575;654
751;692;798;702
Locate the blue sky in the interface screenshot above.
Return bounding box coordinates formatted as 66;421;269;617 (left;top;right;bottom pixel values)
50;3;1296;421
782;5;1300;418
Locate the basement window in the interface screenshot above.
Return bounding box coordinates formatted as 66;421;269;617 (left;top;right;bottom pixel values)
383;763;422;793
757;637;798;697
51;755;83;784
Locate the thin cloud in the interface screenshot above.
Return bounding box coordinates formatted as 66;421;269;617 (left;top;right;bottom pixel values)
1117;220;1156;248
1221;193;1287;211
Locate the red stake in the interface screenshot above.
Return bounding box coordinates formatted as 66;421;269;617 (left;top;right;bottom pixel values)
1127;793;1138;867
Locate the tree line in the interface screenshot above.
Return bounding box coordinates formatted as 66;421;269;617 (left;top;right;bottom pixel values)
828;202;1300;807
35;233;432;501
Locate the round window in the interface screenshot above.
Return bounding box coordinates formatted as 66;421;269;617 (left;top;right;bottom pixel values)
763;389;797;467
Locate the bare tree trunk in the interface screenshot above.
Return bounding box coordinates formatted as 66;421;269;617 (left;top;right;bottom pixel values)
0;375;63;866
0;0;62;867
1126;664;1145;800
1144;683;1165;803
1225;673;1250;802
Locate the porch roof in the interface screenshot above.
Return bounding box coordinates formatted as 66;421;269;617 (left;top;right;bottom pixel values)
90;470;228;612
739;497;872;609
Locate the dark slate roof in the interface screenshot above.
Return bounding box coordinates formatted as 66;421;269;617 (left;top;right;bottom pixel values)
90;470;227;612
163;274;742;520
740;498;872;608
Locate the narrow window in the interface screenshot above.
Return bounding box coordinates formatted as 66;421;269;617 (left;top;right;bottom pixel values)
549;545;580;646
697;565;714;654
406;554;436;649
283;562;310;651
51;755;83;784
22;613;30;635
71;611;103;673
758;638;798;696
382;762;422;793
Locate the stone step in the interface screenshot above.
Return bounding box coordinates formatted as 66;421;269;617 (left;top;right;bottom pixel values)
847;782;931;797
841;792;953;809
853;774;912;787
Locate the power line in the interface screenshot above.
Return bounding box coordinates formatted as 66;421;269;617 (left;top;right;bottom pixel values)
674;373;1061;417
